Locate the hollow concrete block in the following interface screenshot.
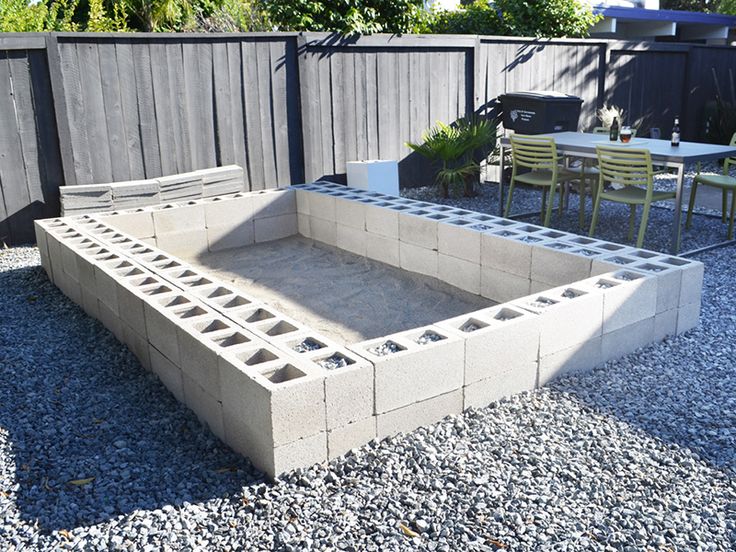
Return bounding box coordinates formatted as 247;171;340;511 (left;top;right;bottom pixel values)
336;224;367;257
150;345;185;403
399;241;438;279
531;244;592;287
121;322;152;371
206;221;255;252
351;326;463;414
376;389;463;439
153;203;206;235
632;261;682;314
310;217;337;247
366;233;400;267
462;362;538;410
308;192;336;221
327;417;377;460
438;220;481;264
335;197;367;230
654;308;678;341
252;189;296;219
676;299;701;334
601;316;655;364
98;300;123;342
253;214;298;243
182;372;225;441
481;231;532;278
297;213;311;239
156;230;209;258
436;305;540;386
365;203;399;239
104;211;155;239
595;271;658;334
398;210;438;250
480;265;531;303
438;253;480;295
538;336;601;386
219;350;326;448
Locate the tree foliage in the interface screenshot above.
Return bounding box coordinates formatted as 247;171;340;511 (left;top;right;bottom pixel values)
423;0;601;38
265;0;426;34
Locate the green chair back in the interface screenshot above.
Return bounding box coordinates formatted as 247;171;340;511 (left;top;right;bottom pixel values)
592;126;608;134
596;145;654;195
510;134;558;172
723;132;736;173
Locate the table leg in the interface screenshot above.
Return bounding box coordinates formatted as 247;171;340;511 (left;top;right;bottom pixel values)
669;163;685;255
498;144;505;217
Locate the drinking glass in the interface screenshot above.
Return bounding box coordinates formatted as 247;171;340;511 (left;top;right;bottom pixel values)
620;126;633;143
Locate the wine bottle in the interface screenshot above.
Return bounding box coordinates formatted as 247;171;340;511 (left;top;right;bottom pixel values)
609;117;619;142
671;117;680;147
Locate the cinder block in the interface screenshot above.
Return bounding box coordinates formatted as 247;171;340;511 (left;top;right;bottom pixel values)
219;350;326;448
98;300;123;342
156;230;209;258
595;271;658;334
206;222;255;252
365;203;400;239
297;213;311;238
34;221;53;281
531;243;592;287
116;282;148;335
334;197;367;230
512;284;604;356
632;261;682;314
438;219;481;263
399;241;438;279
177;317;255;399
366;233;400;267
254;214;298;243
538;336;601;386
197;165;245;197
437;305;540;386
309;192;336;221
480;266;531;303
143;294;202;364
153;203;206;235
653;256;704;307
336;224;367;257
299;346;374;429
121;322;152;371
351;326;464;414
377;389;463;439
81;287;100;320
591;255;638;276
295;189;311;216
94;266;119;314
252;189;296;219
182;372;225;441
310;217;337;246
654;308;678;341
150;345;185;403
104;211;155;239
399;210;439;250
463;364;538;410
327;417;377;459
204;195;254;229
677;299;701;334
601;316;655;363
157;173;203;202
439;254;480;294
60;241;81;282
481;231;532;278
60;184;113;215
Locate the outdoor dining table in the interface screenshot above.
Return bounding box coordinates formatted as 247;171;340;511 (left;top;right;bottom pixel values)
497;131;736;254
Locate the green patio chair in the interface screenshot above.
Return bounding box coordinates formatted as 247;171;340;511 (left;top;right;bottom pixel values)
504;134;580;227
685;132;736;240
589;145;676;248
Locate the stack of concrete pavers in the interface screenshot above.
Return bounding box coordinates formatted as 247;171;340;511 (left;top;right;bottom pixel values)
59;184;113;215
60;166;247;216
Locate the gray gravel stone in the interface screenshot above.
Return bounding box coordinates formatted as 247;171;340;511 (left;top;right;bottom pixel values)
1;230;735;550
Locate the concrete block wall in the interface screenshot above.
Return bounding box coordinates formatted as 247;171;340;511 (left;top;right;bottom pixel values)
36;180;705;479
60;165;246;216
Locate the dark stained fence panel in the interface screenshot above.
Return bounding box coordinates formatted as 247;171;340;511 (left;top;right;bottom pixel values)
0;47;62;244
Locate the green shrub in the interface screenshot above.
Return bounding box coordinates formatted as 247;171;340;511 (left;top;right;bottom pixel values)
266;0;426;34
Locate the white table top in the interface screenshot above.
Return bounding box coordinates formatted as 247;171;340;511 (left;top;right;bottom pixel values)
500;132;736;164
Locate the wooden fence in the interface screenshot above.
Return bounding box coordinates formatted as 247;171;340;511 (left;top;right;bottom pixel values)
0;31;734;244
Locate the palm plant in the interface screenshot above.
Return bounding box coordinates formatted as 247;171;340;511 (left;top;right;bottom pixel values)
407;116;496;198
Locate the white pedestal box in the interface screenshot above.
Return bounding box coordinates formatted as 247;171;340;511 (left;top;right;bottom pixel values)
346;160;399;196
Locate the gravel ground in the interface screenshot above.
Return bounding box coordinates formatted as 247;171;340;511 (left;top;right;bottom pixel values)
2;235;736;550
405;161;735;254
